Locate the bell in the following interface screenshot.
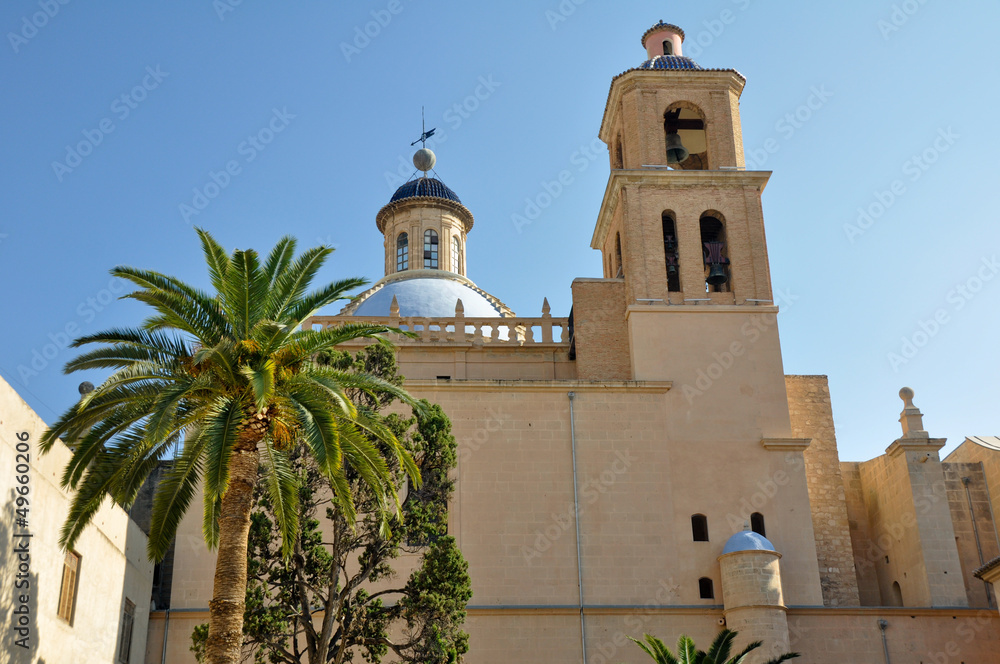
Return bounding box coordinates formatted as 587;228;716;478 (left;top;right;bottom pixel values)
706;263;728;286
665;133;689;164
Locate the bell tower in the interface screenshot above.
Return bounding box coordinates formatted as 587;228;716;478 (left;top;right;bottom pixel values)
593;21;773;308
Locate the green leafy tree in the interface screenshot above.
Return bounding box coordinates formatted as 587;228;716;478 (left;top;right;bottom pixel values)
191;345;472;664
628;630;799;664
40;230;420;664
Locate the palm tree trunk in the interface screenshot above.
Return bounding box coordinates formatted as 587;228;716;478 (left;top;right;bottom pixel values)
205;435;260;664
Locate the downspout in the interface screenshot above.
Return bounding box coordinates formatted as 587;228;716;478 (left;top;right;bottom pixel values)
568;392;587;664
160;609;170;664
962;476;993;607
877;619;890;664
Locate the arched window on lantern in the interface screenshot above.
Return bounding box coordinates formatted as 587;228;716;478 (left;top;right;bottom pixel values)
750;512;766;537
451;235;462;274
700;214;730;293
698;577;714;600
396;233;409;272
662;40;673;55
615;232;624;278
691;514;709;542
662;211;680;292
423;229;439;269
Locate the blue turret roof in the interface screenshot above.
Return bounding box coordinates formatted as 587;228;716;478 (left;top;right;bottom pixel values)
722;530;777;555
390;177;461;204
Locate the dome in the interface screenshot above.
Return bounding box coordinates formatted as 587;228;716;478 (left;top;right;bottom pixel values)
722;530;777;555
390;177;461;204
639;55;703;71
343;272;512;318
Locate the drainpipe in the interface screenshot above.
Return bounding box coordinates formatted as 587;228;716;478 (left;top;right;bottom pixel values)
877;619;891;664
962;476;993;607
568;392;587;664
160;609;170;664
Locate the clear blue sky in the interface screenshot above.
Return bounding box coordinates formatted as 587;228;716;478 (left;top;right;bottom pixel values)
2;1;998;462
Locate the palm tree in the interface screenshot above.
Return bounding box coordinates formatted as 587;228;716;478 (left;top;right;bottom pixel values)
40;229;420;664
628;629;799;664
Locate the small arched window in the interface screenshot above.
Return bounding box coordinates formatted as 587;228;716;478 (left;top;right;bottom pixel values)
396;233;409;271
423;229;439;269
451;236;461;273
698;577;714;599
750;512;766;537
691;514;709;542
662;212;680;292
614;134;624;169
890;581;903;607
615;233;624;278
662;40;673;56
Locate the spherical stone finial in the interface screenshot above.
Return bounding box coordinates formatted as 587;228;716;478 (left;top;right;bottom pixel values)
413;148;436;172
79;381;95;395
899;387;915;407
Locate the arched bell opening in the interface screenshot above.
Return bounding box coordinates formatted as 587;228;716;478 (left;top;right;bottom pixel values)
700;213;730;293
664;102;708;170
661;211;681;292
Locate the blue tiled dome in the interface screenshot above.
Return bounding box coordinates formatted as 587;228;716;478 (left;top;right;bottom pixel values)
639;55;703;71
390;177;461;204
722;530;777;555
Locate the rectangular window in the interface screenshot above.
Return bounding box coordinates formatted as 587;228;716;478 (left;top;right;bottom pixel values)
57;551;80;624
117;599;136;663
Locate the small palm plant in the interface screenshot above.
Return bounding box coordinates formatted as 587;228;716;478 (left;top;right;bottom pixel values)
628;629;799;664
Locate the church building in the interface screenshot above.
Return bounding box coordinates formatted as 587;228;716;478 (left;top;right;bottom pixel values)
3;19;1000;664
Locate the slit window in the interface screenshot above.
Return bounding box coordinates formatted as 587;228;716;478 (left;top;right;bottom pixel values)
750;512;766;537
117;599;136;664
424;229;439;269
57;551;80;624
691;514;709;542
396;232;409;271
699;577;714;599
615;232;624;278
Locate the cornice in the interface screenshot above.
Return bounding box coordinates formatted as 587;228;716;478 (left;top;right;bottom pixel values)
591;169;772;249
375;196;475;234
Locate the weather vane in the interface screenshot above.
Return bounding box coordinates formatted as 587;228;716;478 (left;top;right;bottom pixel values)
410;106;436;147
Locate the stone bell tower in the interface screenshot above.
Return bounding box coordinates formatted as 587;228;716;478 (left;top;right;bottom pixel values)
570;23;826;616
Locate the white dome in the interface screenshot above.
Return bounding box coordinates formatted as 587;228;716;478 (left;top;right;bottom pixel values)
342;271;512;318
